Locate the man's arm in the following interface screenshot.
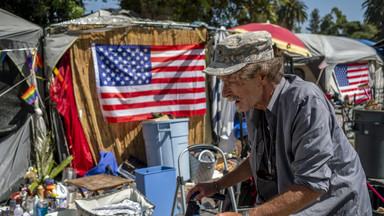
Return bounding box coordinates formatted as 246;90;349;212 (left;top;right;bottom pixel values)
216;184;322;216
186;157;253;203
248;184;322;216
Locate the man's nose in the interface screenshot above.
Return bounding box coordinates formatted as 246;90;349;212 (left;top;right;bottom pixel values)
222;83;231;98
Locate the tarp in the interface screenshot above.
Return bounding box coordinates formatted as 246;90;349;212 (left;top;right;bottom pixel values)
293;34;383;102
0;9;45;201
295;34;382;65
0;8;43;77
0;116;32;201
0;82;34;136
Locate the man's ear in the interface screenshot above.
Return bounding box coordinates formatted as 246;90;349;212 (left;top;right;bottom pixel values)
259;73;268;84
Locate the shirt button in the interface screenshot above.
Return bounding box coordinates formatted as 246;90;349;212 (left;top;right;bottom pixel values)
258;152;262;156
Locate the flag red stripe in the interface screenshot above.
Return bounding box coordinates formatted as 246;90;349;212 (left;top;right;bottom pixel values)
105;109;206;123
341;88;358;93
347;63;369;67
348;74;368;79
103;98;206;110
355;98;370;103
152;65;205;73
347;68;368;73
349;80;369;86
151;55;205;62
151;43;205;51
341;87;369;93
151;77;205;84
101;87;206;99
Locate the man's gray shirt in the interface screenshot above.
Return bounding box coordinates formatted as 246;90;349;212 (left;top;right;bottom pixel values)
247;74;372;215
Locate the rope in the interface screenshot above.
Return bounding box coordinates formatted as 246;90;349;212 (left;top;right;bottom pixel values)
0;47;35;52
0;75;31;98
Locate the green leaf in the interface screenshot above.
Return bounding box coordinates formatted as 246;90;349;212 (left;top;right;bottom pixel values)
49;155;74;179
30;182;38;195
45;156;55;179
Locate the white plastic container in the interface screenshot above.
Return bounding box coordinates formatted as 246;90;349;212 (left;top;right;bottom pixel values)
14;204;23;216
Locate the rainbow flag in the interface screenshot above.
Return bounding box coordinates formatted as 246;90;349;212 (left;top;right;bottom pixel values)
27;52;43;72
21;84;38;105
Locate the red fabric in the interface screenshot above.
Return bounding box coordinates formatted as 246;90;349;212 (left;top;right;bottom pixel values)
50;51;94;176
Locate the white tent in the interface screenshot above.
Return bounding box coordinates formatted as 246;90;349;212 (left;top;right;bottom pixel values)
293;34;383;103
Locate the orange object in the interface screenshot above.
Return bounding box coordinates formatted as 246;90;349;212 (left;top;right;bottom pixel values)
45;184;56;190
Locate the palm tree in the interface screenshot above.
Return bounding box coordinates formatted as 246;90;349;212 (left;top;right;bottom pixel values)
363;0;384;38
277;0;308;30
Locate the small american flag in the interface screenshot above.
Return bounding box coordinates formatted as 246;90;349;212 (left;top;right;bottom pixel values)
91;43;206;123
334;62;370;103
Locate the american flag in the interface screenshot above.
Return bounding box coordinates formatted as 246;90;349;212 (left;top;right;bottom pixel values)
334;62;370;103
91;43;206;123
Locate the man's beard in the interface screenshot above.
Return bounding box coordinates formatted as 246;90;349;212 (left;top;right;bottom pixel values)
227;96;243;112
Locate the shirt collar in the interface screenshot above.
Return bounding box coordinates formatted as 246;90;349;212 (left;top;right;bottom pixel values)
266;76;287;116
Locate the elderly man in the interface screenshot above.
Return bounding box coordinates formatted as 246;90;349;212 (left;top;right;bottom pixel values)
186;31;372;215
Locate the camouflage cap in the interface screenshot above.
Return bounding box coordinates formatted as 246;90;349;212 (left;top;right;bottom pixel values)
203;31;274;76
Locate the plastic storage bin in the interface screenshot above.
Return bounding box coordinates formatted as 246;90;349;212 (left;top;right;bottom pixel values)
141;118;189;180
135;166;176;216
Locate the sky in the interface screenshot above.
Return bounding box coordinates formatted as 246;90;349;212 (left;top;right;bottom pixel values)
84;0;366;33
84;0;120;13
300;0;366;33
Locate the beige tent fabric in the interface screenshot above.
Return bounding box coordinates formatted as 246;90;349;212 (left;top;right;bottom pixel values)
68;25;206;164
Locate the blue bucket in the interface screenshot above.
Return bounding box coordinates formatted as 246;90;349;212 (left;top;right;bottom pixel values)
135;166;176;216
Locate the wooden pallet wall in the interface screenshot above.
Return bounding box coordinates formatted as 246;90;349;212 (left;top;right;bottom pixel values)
67;25;207;165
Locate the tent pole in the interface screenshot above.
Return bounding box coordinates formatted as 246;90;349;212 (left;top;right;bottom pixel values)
30;48;39;109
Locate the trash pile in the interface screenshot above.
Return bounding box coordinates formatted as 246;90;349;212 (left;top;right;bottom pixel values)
0;167;75;216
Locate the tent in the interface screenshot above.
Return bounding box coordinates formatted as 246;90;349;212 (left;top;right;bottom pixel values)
44;9;209;169
292;34;384;104
0;9;43;201
357;39;384;58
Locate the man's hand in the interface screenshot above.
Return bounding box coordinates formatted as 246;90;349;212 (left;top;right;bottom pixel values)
215;212;242;216
186;182;217;203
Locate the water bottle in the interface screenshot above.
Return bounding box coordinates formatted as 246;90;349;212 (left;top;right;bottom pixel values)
14;204;23;216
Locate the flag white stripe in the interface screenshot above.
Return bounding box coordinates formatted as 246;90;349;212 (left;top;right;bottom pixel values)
151;49;205;57
102;92;206;105
347;70;369;77
103;103;207;117
151;59;205;68
99;81;206;93
347;94;371;102
346;64;368;71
